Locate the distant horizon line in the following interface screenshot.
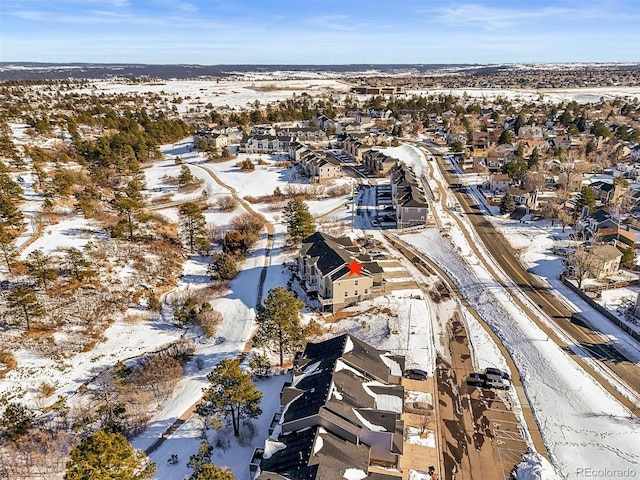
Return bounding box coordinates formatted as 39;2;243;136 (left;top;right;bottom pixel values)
3;61;640;67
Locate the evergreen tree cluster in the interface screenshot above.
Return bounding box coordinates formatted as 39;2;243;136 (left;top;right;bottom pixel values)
73;108;189;186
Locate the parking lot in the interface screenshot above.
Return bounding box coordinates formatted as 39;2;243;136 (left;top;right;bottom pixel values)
374;184;397;228
438;315;528;480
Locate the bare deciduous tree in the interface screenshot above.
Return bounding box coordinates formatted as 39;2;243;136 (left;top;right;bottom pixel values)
567;244;598;289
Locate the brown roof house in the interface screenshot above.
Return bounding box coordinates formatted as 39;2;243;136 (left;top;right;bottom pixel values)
343;135;372;163
489;173;511;194
250;334;405;480
583;209;637;248
588;244;623;280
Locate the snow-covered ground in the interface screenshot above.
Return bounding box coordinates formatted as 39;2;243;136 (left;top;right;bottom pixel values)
7;123;49;250
140;132;640;479
148;373;289;480
515;453;562;480
49;78;350;115
407;86;640;104
132;139;446;478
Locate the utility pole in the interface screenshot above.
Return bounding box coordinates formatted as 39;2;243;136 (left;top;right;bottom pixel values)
351;180;355;232
406;302;412;353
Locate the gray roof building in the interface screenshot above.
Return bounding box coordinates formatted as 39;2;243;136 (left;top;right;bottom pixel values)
252;334;405;480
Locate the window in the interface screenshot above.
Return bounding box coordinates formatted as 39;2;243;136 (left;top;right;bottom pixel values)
364;289;368;294
345;291;348;297
355;290;359;296
355;280;358;285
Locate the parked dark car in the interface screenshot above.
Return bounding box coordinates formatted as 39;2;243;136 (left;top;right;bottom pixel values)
466;372;486;387
484;367;510;380
405;368;428;381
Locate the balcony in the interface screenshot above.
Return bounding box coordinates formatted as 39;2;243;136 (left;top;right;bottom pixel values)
249;448;264;478
268;411;283;436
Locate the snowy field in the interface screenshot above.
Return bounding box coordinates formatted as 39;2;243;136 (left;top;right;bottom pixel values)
54;78;350;115
407;86;640;104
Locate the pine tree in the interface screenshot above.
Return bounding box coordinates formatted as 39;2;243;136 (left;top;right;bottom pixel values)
249;352;272;379
575;186;596;217
208;252;238;281
113;178;145;241
186;442;234;479
498;130;514;145
190;464;234;480
253;286;306;366
0;171;24;198
179;202;208;253
196;359;262;437
592;122;611;138
178;165;195;187
7;285;45;330
0;191;25;231
0;227;18;273
26;249;58;292
64;247;93;281
513;114;524;135
527;147;540;169
282;199;315;243
499;194;515;215
0;403;35;440
187;441;212;472
65;430;156;480
503;157;527;181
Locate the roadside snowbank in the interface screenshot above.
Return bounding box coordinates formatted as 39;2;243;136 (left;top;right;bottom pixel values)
515;452;562;480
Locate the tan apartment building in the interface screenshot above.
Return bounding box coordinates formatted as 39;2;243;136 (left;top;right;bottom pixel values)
298;232;383;312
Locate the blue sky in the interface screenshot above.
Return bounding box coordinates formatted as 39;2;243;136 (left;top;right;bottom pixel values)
1;0;639;64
